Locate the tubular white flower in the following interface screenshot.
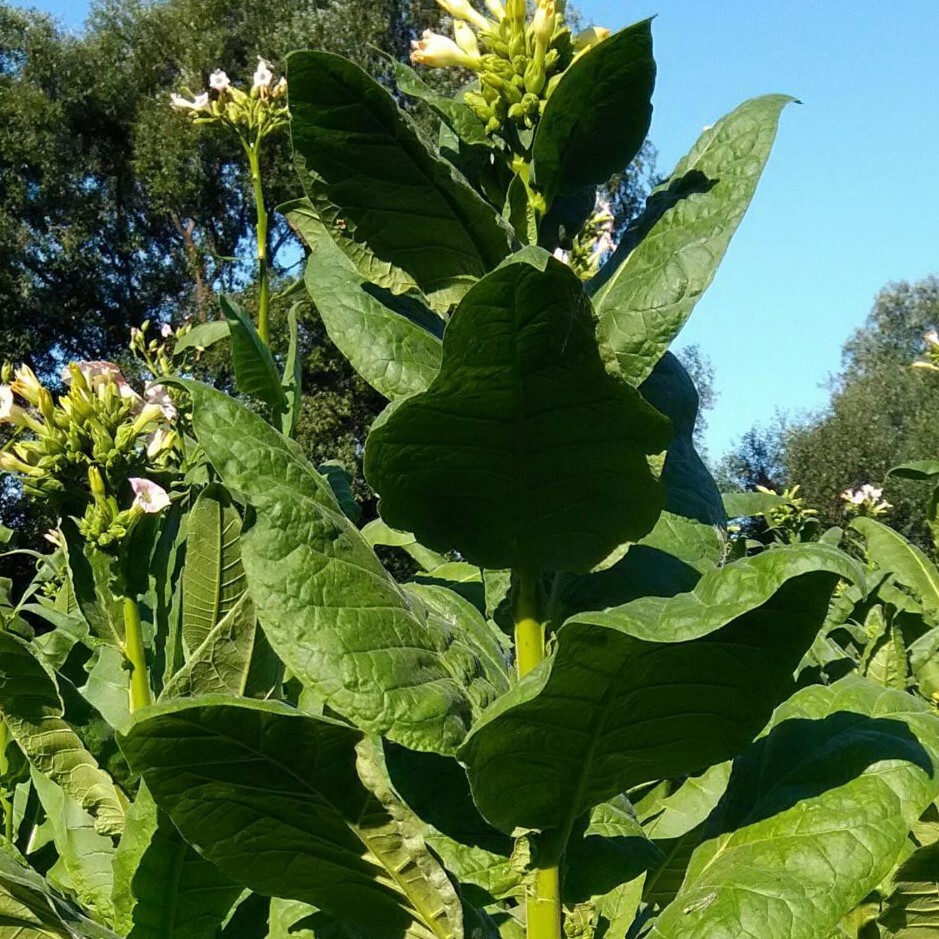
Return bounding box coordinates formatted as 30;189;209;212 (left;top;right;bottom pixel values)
209;69;231;92
552;247;570;264
530;0;555;46
436;0;490;31
160;323;173;338
145;383;177;421
0;386;21;424
170;92;210;111
925;329;939;347
411;30;480;69
129;478;171;514
145;427;175;459
253;57;274;90
453;20;481;57
11;365;43;405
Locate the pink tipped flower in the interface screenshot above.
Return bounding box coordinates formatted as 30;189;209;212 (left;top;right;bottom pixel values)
145;383;176;421
209;69;231;92
411;30;480;69
129;478;171;514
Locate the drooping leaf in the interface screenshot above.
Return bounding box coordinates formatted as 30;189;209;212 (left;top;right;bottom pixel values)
162;593;278;699
62;523;123;649
852;517;939;623
316;461;361;524
393;61;491;148
304;233;442;400
181;484;246;656
888;460;939;481
591;95;794;385
281;304;303;438
880;840;939;935
183;381;494;754
111;785;242;939
0;839;120;938
30;771;115;924
364;249;672;573
360;518;449;572
173;321;229;355
459;544;861;834
288;51;512;310
119;698;465;939
219;296;286;414
0;631;124;837
650;679;939;939
532;19;655;202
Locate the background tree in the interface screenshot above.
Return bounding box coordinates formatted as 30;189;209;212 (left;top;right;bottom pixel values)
718;276;939;548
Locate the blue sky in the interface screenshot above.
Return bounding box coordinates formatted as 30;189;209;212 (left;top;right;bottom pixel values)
14;0;939;458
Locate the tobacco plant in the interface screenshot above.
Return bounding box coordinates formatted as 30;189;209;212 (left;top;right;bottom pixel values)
2;3;939;939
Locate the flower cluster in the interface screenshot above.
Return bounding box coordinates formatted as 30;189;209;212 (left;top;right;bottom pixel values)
171;57;288;137
552;196;616;279
840;483;892;518
0;360;178;547
757;484;820;543
411;0;608;139
913;328;939;375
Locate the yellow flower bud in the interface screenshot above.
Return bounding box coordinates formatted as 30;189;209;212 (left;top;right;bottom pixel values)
410;30;481;69
453;20;481;57
436;0;489;31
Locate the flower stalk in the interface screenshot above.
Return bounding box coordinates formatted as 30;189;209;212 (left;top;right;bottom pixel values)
123;595;152;712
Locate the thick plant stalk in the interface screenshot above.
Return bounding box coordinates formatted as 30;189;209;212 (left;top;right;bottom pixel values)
246;144;271;346
123;596;152;712
513;573;562;939
0;718;11;841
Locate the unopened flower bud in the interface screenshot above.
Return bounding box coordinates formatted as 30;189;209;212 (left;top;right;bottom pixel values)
88;465;107;501
573;25;610;53
436;0;489;31
453;20;481;57
483;0;504;20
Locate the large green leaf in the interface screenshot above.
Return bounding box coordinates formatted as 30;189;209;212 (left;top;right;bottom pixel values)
180;484;246;656
0;631;124;837
119;698;465;939
183;381;494;754
288;51;512;310
852;516;939;623
304;233;443;400
459;544;860;834
364;249;672;573
650;679;939;939
162;593;278;699
0;840;119;938
591;95;794;385
111;786;241;939
532;20;655;202
219;296;286;414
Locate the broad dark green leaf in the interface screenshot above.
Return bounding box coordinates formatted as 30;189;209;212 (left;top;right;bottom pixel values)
0;631;124;837
304;233;443;400
364;250;671;573
111;786;241;939
650;679;939;939
62;523;123;649
0;840;119;938
591;95;794;385
184;381;494;753
532;20;655;202
317;461;361;524
120;698;464;939
181;484;246;656
288;51;512;310
459;544;861;834
889;460;939;481
219;296;286;414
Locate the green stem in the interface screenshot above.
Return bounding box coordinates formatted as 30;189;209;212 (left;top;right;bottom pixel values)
512;573;562;939
0;718;12;842
246;142;271;347
123;596;151;712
